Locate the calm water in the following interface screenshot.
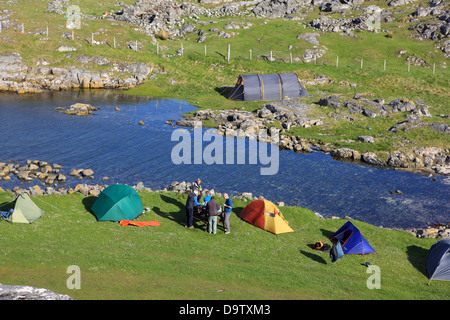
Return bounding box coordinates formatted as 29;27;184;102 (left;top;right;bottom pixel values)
0;90;448;229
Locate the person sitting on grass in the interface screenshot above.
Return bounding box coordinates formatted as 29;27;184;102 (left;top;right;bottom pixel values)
202;189;215;205
202;190;212;205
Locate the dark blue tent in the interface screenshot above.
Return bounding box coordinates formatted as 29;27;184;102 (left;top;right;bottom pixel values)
329;221;376;255
228;73;309;101
427;239;450;281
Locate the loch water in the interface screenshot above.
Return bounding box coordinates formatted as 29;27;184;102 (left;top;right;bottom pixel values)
0;90;448;229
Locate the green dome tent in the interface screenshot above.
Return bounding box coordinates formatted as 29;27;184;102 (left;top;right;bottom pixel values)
2;193;44;224
91;184;144;221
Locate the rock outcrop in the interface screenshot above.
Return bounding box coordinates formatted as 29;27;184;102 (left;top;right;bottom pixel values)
0;160;97;186
0;284;73;300
63;103;99;116
0;52;153;93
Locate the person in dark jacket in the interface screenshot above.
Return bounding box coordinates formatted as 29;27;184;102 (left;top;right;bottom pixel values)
185;189;200;229
206;196;220;234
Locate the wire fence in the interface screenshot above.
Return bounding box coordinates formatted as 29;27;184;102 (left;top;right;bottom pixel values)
151;41;444;78
1;21;445;78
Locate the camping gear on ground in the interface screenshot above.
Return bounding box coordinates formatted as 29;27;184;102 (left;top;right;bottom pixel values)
1;193;44;224
228;73;309;101
119;220;160;227
310;241;331;252
1;208;14;220
238;199;294;234
330;241;345;263
427;239;450;282
329;221;376;256
91;184;144;221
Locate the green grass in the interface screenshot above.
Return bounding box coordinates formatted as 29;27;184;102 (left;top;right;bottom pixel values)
0;1;449;299
0;190;448;300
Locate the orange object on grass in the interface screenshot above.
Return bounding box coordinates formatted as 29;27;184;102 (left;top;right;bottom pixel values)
120;220;160;227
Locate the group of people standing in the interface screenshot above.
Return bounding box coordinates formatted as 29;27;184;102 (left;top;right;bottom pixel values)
185;178;233;235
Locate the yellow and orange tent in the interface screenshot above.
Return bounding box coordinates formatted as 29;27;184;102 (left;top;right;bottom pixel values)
238;199;294;234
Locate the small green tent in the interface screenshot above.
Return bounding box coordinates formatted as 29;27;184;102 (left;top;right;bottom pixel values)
4;193;44;224
91;184;143;221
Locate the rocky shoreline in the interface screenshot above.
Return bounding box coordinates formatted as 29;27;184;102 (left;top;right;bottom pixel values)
172;95;450;176
0;52;152;93
0;179;447;239
2;0;449;175
0;159;98;186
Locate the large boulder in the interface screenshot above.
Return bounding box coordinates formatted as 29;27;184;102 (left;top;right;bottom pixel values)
362;152;385;166
0;284;73;300
117;62;152;79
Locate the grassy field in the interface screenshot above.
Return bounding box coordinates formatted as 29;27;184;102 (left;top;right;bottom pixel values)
0;0;448;301
0;190;448;300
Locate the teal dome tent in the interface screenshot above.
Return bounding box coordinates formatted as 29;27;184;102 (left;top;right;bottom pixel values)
91;184;143;221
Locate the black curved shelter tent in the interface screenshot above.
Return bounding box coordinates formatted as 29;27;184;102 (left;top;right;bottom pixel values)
228;73;309;101
427;239;450;282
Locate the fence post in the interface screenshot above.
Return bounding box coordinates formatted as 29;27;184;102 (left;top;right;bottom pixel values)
336;56;339;67
249;49;252;60
290;52;292;63
113;37;116;48
204;44;206;56
181;42;184;56
270;50;272;62
46;26;49;37
361;58;363;69
433;63;435;75
91;33;94;45
408;60;410;73
227;43;230;63
72;30;74;41
384;59;386;71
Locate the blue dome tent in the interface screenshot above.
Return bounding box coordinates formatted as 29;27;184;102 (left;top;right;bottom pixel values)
329;221;376;255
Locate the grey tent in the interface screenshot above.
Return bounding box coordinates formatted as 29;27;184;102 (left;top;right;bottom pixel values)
427;239;450;281
228;73;309;101
1;193;44;224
